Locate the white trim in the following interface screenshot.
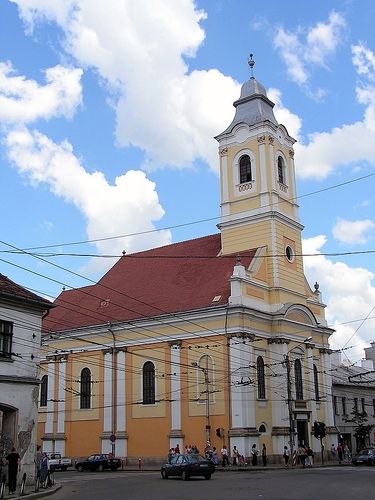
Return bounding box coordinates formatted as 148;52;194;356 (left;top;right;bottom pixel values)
103;352;112;432
117;350;126;432
57;360;66;435
170;345;181;430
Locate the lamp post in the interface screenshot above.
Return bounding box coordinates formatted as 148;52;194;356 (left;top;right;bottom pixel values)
108;326;117;457
284;336;312;464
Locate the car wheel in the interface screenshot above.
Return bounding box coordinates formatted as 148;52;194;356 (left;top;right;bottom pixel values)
204;474;211;480
98;464;104;472
161;469;168;479
181;470;189;481
77;465;83;472
61;466;67;471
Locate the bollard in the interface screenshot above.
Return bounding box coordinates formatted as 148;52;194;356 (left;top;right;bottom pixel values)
138;458;142;470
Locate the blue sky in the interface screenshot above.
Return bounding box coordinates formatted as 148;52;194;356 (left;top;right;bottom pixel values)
1;0;375;361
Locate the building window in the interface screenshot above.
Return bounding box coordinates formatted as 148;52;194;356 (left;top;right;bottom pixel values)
277;156;285;184
361;397;366;415
342;396;347;415
0;320;13;358
353;397;358;413
313;364;320;401
333;396;338;415
239;155;252;184
80;368;92;409
40;375;48;407
259;424;266;433
143;361;155;404
294;359;303;400
257;356;266;399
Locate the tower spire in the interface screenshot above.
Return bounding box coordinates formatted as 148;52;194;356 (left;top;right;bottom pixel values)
248;53;255;79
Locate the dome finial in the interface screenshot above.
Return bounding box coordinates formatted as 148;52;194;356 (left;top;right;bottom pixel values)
248;53;255;79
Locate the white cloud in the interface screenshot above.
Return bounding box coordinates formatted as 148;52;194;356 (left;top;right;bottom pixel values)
293;42;375;179
5;127;171;272
12;0;240;173
273;11;346;88
0;62;83;125
303;236;375;361
332;218;375;244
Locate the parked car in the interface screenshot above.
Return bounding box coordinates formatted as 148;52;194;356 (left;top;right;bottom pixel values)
75;454;122;472
161;454;215;480
352;448;375;466
47;453;73;471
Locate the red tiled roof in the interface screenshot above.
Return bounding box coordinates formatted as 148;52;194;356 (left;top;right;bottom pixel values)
0;273;52;309
43;234;256;333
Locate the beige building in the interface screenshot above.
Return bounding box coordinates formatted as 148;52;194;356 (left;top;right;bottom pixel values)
38;62;336;463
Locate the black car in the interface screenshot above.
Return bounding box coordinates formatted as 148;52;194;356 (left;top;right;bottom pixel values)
75;454;122;472
161;454;215;480
352;448;375;466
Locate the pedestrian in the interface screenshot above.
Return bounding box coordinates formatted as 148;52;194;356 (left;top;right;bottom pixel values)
35;445;42;479
251;444;259;466
306;446;313;467
174;444;180;455
184;445;189;456
262;444;267;466
212;447;219;465
330;444;336;459
232;445;238;466
297;445;306;468
337;443;343;464
221;445;229;467
168;448;173;463
283;445;290;467
39;452;49;487
6;447;20;494
343;444;350;462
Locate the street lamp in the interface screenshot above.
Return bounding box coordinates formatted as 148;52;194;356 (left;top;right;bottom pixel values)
284;336;312;464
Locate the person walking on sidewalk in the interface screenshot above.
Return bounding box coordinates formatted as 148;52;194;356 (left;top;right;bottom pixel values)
6;447;20;495
283;446;290;467
221;445;229;467
306;446;314;467
251;444;259;466
232;446;239;466
262;444;267;466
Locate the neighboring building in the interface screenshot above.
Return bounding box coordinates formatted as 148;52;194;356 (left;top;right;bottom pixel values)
38;60;336;463
0;273;52;481
331;353;375;452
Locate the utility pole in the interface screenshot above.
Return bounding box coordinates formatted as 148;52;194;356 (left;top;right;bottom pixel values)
108;326;117;457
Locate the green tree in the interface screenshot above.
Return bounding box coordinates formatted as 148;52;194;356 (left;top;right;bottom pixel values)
344;407;374;449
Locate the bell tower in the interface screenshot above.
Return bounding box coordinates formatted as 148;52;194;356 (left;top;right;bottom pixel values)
215;55;306;302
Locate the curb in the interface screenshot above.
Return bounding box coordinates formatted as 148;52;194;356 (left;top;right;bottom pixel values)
3;484;62;500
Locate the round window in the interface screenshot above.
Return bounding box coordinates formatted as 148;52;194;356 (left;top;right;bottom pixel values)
285;245;294;262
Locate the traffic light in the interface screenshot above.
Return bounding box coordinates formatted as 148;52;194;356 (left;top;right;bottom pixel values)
313;421;326;438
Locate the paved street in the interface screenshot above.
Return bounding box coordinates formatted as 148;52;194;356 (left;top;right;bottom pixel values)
48;466;375;500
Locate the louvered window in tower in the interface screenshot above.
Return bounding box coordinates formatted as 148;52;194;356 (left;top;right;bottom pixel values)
143;361;155;404
313;364;320;401
278;156;285;184
239;155;252;183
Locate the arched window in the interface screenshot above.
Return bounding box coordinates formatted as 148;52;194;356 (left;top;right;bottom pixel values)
259;424;266;433
277;156;285;184
313;364;320;401
143;361;155;404
239;155;252;183
294;359;303;400
257;356;266;399
198;355;214;403
80;368;91;409
40;375;48;407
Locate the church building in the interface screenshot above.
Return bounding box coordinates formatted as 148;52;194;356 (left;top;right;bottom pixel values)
38;58;336;463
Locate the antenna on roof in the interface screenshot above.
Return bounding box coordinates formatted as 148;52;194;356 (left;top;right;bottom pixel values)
248;53;255;79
